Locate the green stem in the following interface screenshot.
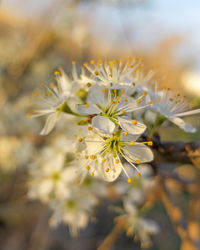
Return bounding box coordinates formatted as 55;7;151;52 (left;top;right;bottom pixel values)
57;102;86;117
149;114;166;138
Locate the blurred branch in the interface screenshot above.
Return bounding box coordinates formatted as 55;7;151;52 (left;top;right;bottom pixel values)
158;177;198;250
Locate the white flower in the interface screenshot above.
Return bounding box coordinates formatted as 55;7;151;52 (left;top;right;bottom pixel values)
49;186;97;237
77;85;149;134
82;58;154;89
28;138;77;202
118;202;159;248
78;129;153;182
151;89;200;132
28;69;78;135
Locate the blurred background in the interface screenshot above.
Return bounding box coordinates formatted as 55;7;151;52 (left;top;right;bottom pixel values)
0;0;200;250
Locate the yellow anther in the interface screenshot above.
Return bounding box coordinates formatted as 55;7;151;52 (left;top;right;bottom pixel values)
113;132;117;135
90;60;95;64
136;160;141;165
132;120;138;125
136;99;141;104
105;168;110;172
72;60;76;64
115;159;120;164
102;159;106;163
103;88;108;93
132;82;136;86
110;93;114;97
34;92;38;97
127;178;132;183
50;83;55;88
83;62;88;67
129;141;135;146
109;73;113;77
78;138;83;142
87;83;92;87
94;71;99;75
27;113;32;118
106;149;110;153
147;101;152;105
110;100;115;105
121;110;126;115
124;131;128;136
88;126;93;131
114;89;117;94
122;90;125;95
124;99;128;103
85;155;89;159
143;91;148;96
137;172;141;177
90;172;94;177
116;100;120;104
110;82;113;86
27;99;31;104
85;103;89;108
90;155;95;160
54;71;60;75
86;165;90;170
129;64;134;68
147;141;153;146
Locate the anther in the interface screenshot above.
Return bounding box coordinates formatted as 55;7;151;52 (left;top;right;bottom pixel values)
72;61;76;64
143;91;148;96
85;155;89;159
90;172;94;177
85;103;89;108
137;172;141;177
94;71;99;75
115;159;120;164
136;160;141;165
136;99;141;104
127;178;132;183
103;88;108;93
147;101;152;105
105;168;110;172
90;60;95;64
88;126;93;131
54;71;60;75
78;138;83;142
27;113;32;118
87;83;92;87
132;120;137;125
147;141;153;146
132;82;135;86
124;131;128;136
102;159;106;163
34;92;38;97
121;110;126;115
90;155;95;160
86;165;90;170
129;141;135;146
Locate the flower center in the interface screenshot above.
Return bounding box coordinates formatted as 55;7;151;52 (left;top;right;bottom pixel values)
105;136;122;154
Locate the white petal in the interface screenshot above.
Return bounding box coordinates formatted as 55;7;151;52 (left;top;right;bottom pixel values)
123;143;154;164
169;117;197;133
85;133;104;155
88;85;108;106
98;155;122;182
40;113;58;135
76;104;101;115
92;115;116;134
175;109;200;117
118;117;146;135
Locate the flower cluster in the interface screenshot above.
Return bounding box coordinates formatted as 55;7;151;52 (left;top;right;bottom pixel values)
28;58;200;243
28;58;200;183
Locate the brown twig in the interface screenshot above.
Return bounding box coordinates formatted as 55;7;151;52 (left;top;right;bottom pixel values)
97;219;126;250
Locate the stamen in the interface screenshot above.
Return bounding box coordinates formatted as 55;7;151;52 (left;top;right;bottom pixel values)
124;131;128;136
85;103;89;108
72;61;76;65
78;138;83;142
27;113;32;118
115;159;120;164
147;101;152;104
90;172;94;176
54;71;60;75
132;82;135;86
34;92;38;97
121;110;126;115
105;168;110;172
90;60;95;64
27;99;31;104
137;172;141;177
85;155;89;159
103;88;108;93
129;141;135;146
94;71;99;76
102;159;106;163
143;91;148;96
